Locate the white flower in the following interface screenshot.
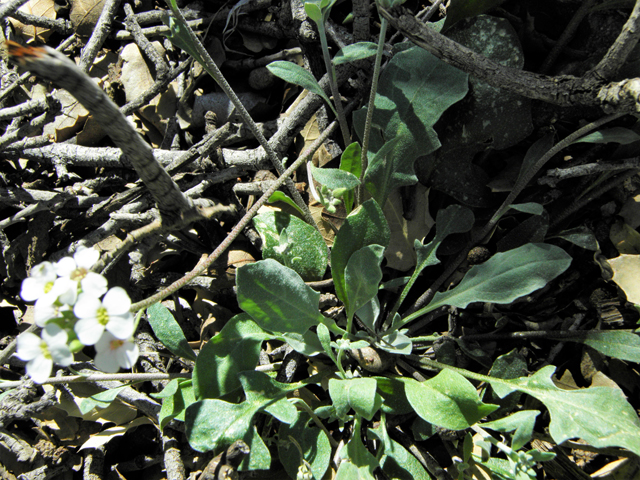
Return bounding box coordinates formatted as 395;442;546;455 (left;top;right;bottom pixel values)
56;247;107;299
15;324;73;384
73;287;135;346
94;332;139;373
32;276;78;326
20;262;56;302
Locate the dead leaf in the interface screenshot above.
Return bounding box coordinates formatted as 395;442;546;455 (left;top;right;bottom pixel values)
6;0;56;43
383;185;434;271
298;114;332;167
69;0;106;37
608;254;640;305
619;194;640;229
78;417;153;451
610;218;640;254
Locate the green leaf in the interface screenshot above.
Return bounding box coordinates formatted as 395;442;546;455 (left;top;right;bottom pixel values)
186;371;299;452
489;365;640;456
309;163;360;191
237;259;326;335
79;386;127;414
147;303;196;361
375;376;413;415
278;412;331;480
516;134;554;188
420;243;572;316
266;61;336;116
336;416;378;479
332;200;390;310
389;205;474;322
303;1;322;22
193;314;271;400
253;211;328;281
368;425;430;480
339;142;363;214
405;370;498;430
156;379;196;429
552;330;640;363
333;42;378;65
573;127;640;145
354;45;468;206
267;191;305;216
344;245;385;318
329;377;380;421
242;425;271;471
443;0;508;31
552;227;598;250
510;202;544;215
482;410;540;450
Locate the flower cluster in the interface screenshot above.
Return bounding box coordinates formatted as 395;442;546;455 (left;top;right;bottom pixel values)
15;247;139;383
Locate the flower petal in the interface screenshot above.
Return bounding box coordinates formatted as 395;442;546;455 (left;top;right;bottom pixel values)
27;355;53;383
94;349;121;373
74;318;104;346
42;324;68;345
55;257;77;277
106;314;135;340
81;273;108;298
103;287;132;315
116;341;139;369
15;333;43;361
74;294;101;319
74;247;99;269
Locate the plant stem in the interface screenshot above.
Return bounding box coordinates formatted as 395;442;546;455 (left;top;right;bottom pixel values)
0;372;191;389
317;21;351;146
358;16;388;204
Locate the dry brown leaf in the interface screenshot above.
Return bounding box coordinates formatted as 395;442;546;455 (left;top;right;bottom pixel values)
69;0;106;37
383;185;434;271
6;0;56;42
608;254;640;305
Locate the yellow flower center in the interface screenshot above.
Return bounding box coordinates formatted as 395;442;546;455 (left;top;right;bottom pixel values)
109;339;124;351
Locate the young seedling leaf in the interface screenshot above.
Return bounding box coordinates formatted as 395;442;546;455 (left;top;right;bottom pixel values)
339;142;363;213
267;61;336;116
147;302;196;361
253;211;328;281
405;370;499;430
267;191;305;216
354;45;469;206
156;379;196;429
310;163;360;191
332;200;390;308
344;244;385;318
329;377;380;421
333;42;378;65
237;259;326;335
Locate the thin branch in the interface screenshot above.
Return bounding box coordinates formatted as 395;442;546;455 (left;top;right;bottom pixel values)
78;0;121;72
6;41;198;226
378;5;640;114
587;0;640;81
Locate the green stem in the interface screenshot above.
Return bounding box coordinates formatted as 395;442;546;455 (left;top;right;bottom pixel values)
358;15;388;204
317;21;351;146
